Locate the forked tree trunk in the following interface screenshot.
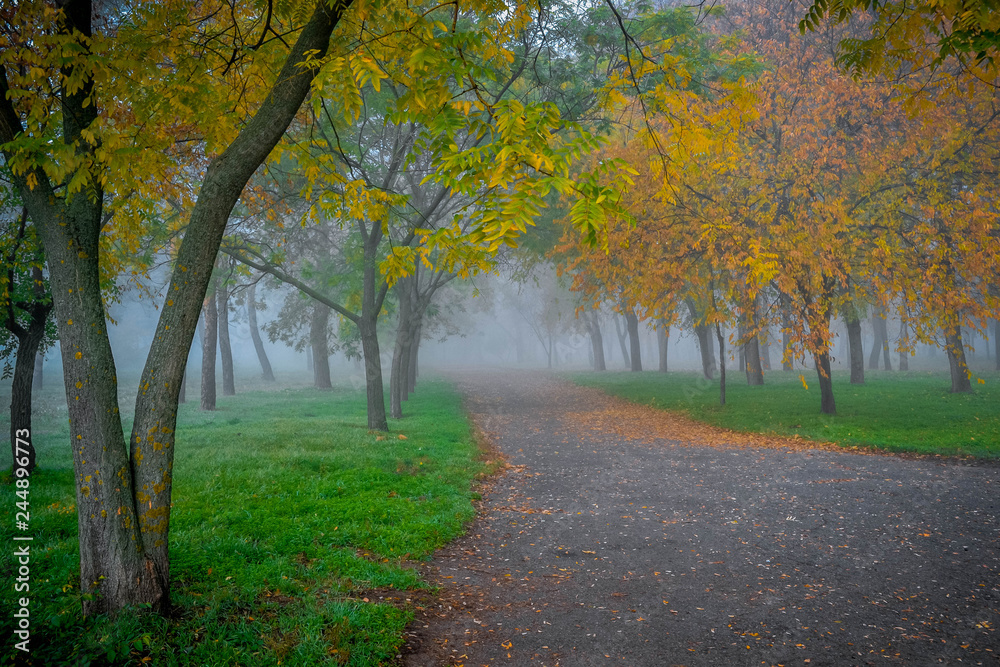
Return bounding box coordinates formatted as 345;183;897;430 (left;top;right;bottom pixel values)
217;283;235;396
844;311;865;385
201;285;218;411
944;324;973;393
657;319;669;373
625;309;642;372
247;282;275;382
310;303;332;389
0;0;348;614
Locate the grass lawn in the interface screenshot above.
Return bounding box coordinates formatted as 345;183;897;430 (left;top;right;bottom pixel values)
566;368;1000;458
1;376;496;666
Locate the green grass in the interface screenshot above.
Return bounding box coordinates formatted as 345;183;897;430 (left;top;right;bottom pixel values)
566;368;1000;458
1;377;496;666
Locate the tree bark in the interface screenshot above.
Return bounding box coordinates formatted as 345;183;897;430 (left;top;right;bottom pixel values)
844;312;865;384
217;282;235;396
742;303;764;385
201;284;218;411
310;303;332;389
247;282;275;382
657;319;669;373
944;324;973;393
625;309;642;372
0;0;348;614
868;307;891;370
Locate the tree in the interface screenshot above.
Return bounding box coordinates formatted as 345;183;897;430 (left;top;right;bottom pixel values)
0;0;355;614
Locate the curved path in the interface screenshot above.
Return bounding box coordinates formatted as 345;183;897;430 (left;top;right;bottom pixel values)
404;371;999;666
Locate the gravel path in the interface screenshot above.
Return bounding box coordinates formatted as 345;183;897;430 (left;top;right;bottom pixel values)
403;371;1000;667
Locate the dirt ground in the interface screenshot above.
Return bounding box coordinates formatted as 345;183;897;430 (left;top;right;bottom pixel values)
402;370;1000;667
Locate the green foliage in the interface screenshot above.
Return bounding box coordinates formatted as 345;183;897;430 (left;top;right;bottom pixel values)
0;376;493;665
568;369;1000;457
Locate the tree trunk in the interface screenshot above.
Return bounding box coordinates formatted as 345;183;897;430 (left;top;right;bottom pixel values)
815;351;836;415
744;332;764;385
247;282;275;382
201;284;218;411
8;303;49;474
587;313;606;371
759;328;771;371
390;281;412;419
407;322;420;395
0;0;348;615
779;292;793;371
868;308;887;370
217;283;235;396
715;321;726;406
843;311;865;385
178;369;186;404
879;316;892;370
310;303;332;389
898;319;910;372
944;324;973;393
625;309;642;372
613;314;630;369
657;319;669;372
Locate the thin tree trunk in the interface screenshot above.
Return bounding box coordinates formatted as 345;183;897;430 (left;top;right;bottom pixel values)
715;321;726;406
844;312;865;385
588;313;606;371
247;282;275;382
625;309;642;372
217;283;235;396
613;314;630;368
8;300;49;473
390;280;412;418
898;319;910;372
759;327;771;371
815;351;836;415
407;322;420;395
944;324;973;393
201;285;218;411
868;307;887;369
360;236;388;430
657;319;669;372
310;303;332;389
781;293;793;371
879;315;892;370
178;369;186;404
